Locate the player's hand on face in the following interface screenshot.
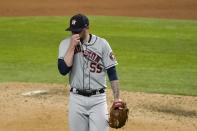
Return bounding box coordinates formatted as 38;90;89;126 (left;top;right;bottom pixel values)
71;34;80;47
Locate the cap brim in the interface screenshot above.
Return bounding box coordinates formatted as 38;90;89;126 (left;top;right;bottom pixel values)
65;27;83;32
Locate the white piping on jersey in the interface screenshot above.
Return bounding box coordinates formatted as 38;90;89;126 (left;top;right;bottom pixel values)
83;34;98;46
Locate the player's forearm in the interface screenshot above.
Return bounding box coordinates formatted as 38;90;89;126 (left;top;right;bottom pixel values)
110;80;120;100
64;45;75;66
64;34;80;66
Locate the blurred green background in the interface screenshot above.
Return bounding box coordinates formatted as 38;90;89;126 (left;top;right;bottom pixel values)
0;16;197;96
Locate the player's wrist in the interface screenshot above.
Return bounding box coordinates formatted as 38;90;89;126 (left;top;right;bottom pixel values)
114;98;122;103
69;43;77;50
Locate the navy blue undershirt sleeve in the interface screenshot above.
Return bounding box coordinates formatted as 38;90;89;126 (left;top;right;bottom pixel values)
107;66;118;81
58;59;72;75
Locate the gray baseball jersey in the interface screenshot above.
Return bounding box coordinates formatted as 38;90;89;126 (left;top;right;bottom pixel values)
58;34;118;90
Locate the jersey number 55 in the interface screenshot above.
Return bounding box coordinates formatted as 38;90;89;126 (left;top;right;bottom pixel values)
90;62;102;73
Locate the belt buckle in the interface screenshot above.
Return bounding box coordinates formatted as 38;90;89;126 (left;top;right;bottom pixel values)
85;89;92;94
84;89;93;97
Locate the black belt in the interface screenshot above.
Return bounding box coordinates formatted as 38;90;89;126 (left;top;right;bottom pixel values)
70;88;105;97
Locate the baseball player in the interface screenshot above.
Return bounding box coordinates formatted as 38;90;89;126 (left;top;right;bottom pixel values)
58;14;122;131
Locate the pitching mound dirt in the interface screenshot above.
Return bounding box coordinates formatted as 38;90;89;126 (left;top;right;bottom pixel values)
0;82;196;131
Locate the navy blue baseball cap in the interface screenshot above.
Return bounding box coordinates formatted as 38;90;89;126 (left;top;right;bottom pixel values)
66;14;89;32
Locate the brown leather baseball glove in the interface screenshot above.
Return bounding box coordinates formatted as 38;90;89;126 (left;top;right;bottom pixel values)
109;101;129;129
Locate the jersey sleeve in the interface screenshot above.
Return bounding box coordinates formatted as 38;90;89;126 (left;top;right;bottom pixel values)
58;39;70;60
102;39;118;69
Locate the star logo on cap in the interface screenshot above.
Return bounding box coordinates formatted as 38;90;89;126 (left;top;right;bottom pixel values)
72;19;77;25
